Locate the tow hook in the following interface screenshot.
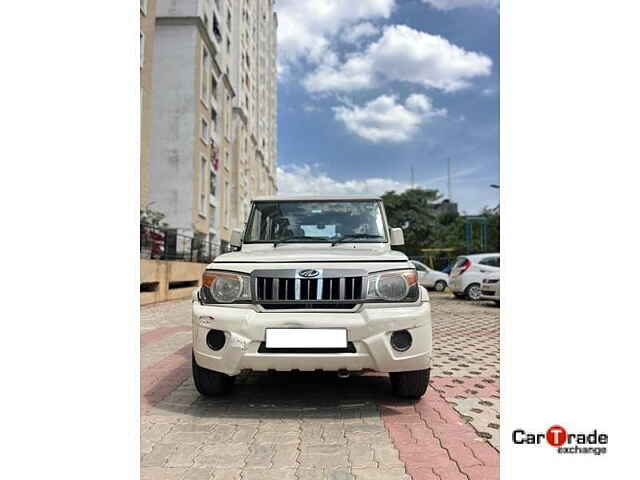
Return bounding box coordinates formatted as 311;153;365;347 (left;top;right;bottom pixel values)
337;369;350;379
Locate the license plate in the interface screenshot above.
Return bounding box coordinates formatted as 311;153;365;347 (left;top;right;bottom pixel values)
265;329;347;349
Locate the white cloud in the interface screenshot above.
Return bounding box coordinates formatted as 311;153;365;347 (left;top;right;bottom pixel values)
278;164;409;196
277;163;481;200
333;94;446;143
303;56;375;92
275;0;395;67
343;22;380;44
422;0;499;10
303;25;492;93
405;93;431;111
302;104;321;113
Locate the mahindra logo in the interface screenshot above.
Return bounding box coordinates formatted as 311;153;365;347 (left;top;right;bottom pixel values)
298;269;320;278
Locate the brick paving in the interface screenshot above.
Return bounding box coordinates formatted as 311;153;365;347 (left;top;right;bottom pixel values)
141;292;500;479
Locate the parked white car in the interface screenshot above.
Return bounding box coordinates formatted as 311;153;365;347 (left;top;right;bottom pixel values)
192;195;432;398
449;253;500;300
410;260;449;292
480;273;500;305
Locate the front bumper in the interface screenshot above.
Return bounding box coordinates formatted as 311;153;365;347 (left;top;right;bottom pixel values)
192;297;432;376
480;284;500;301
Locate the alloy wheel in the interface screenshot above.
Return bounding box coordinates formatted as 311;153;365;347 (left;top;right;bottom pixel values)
468;285;481;300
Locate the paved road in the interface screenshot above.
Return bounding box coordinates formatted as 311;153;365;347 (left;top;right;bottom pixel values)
141;293;500;480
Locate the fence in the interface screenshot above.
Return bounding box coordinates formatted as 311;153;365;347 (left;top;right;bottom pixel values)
140;222;216;264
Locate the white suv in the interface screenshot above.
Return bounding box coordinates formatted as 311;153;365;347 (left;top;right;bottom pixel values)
449;253;500;300
192;196;433;398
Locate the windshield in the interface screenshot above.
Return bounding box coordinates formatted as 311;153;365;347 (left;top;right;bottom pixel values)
244;200;387;243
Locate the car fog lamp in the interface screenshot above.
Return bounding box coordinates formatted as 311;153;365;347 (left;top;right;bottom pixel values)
390;330;413;352
206;329;226;351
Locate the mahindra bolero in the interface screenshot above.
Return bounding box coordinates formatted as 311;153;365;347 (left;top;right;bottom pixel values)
192;196;432;398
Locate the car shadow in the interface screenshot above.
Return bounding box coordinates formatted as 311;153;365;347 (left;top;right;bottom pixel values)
151;370;428;421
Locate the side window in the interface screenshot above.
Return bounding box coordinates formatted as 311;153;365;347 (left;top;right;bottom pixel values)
453;257;467;268
412;262;427;272
480;257;499;267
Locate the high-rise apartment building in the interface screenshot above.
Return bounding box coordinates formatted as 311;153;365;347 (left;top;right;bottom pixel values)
140;0;157;207
147;0;277;254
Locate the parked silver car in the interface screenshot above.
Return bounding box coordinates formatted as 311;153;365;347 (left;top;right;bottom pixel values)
410;260;449;292
449;253;500;300
480;273;500;306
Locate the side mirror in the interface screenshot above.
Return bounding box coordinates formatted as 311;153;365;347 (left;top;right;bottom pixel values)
230;228;243;248
389;227;404;246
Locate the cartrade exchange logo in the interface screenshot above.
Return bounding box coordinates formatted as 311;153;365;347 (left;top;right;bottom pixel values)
512;425;608;455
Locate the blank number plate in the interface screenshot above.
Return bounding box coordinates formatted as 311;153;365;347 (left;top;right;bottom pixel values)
265;329;347;349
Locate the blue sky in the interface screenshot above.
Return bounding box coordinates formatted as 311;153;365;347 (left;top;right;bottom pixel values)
274;0;499;214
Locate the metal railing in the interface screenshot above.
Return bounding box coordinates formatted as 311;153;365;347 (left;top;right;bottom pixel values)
140;222;216;263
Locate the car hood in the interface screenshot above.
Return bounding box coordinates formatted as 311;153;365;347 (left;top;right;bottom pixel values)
213;245;408;263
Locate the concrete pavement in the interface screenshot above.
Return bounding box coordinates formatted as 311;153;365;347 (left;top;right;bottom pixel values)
141;293;500;479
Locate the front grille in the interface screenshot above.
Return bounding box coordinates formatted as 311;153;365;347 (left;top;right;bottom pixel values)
252;269;367;306
481;290;495;296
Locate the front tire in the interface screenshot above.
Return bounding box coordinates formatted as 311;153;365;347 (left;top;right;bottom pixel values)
434;280;447;292
192;353;235;396
390;369;430;398
465;283;482;301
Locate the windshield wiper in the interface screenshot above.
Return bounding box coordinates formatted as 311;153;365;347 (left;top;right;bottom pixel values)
273;236;327;248
331;234;384;246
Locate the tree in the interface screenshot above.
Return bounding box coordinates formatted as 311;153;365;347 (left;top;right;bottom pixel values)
382;188;441;256
431;213;466;251
140;205;168;228
480;207;500;252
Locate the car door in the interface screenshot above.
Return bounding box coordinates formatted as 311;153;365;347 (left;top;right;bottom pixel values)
477;255;500;281
411;261;432;287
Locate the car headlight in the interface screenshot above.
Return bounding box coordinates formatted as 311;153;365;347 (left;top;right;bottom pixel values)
367;269;419;302
200;270;251;304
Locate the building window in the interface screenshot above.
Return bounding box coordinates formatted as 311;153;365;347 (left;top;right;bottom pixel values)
140;32;145;69
140;0;148;15
201;117;209;144
200;156;208;216
201;48;209;103
212;13;221;41
224;181;230;228
224;98;231;137
211;107;218;132
211;75;218;99
210;169;217;197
